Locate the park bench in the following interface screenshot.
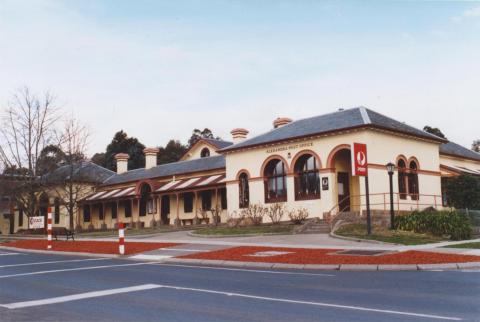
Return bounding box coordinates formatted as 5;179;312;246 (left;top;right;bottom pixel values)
181;219;194;226
52;228;75;241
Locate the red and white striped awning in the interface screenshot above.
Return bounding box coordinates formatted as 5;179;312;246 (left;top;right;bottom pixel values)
82;186;136;202
156;174;226;193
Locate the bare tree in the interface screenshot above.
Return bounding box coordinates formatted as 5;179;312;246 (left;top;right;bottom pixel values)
49;117;90;230
0;87;59;219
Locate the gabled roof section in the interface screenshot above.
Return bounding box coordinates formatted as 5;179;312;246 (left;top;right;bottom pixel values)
180;138;233;161
42;161;115;185
220;107;446;153
102;155;226;186
202;138;233;149
440;141;480;162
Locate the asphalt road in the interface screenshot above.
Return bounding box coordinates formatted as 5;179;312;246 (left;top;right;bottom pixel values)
0;249;479;322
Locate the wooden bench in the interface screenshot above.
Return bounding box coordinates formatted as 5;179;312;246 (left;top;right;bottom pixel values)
181;219;194;226
53;228;75;241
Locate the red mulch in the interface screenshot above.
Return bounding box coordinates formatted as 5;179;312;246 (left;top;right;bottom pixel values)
1;240;179;255
180;246;480;265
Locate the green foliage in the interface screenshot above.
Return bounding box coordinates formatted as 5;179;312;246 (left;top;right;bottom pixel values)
395;210;472;240
157;140;188;165
187;128;221;148
423;125;446;139
444;175;480;209
103;130;146;171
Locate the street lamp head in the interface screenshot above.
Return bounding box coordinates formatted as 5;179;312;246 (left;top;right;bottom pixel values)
386;162;395;175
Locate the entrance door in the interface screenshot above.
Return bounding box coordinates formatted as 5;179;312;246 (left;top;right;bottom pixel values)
337;172;350;212
161;196;170;225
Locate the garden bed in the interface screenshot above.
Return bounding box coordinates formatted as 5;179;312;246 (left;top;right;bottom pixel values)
335;223;447;245
180;246;480;265
443;242;480;249
193;224;295;236
0;240;179;255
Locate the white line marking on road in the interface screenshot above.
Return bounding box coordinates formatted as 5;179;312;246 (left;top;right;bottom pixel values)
150;285;462;321
0;258;106;268
159;248;211;252
153;263;335;277
0;284;160;309
129;254;173;260
0;262;161;279
0;252;24;256
0;283;461;320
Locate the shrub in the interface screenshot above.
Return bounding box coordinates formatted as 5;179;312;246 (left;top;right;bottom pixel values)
240;203;268;226
395;210;472;240
267;203;286;224
288;208;309;225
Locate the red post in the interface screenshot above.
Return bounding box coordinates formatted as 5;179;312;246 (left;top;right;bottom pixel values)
118;222;125;255
47;207;53;250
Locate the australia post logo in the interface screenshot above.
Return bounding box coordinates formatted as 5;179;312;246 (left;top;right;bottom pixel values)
353;143;368;176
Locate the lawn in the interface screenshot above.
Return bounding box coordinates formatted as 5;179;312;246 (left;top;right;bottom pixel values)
194;224;295;236
335;223;447;245
443;242;480;249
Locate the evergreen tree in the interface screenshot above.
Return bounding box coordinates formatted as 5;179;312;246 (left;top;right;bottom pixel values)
104;130;146;171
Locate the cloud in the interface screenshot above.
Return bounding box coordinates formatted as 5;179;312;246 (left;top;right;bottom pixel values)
452;5;480;22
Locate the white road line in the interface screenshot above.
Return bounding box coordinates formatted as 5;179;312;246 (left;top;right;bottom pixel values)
159;248;211;252
0;284;161;309
0;258;106;268
129;254;173;261
153;263;335;277
149;284;462;321
0;283;462;320
0;252;24;256
0;262;161;279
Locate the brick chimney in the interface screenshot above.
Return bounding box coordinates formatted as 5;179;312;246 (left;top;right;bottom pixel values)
114;153;129;174
230;128;249;143
143;147;159;169
273;117;292;128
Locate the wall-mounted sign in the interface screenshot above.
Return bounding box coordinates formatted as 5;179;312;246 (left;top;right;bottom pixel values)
28;216;44;229
352;143;368;176
266;142;313;154
321;177;329;190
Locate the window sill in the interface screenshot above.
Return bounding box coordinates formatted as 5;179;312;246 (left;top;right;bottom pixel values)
265;198;287;204
295;194;320;201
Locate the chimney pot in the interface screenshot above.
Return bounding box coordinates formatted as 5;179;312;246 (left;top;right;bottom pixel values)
273;117;292;128
114;153;129;174
143;147;159;169
230;128;249;143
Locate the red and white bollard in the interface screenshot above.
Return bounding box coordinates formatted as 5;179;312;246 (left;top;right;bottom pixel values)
118;222;125;255
47;207;53;250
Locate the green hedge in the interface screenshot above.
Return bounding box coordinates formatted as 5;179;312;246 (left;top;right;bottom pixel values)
395;210;472;240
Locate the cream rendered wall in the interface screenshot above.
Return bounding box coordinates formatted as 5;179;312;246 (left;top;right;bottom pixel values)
226;130;371;221
226;129;444;221
359;131;443;211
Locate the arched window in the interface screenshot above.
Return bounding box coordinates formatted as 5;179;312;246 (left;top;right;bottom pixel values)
264;159;287;203
294;154;320;200
408;161;419;200
238;172;250;208
397;159;407;200
200;148;210;158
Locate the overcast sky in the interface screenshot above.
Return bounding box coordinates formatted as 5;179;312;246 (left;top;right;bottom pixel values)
1;0;479;156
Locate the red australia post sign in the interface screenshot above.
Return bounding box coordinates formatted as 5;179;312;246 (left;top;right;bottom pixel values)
352;143;368;176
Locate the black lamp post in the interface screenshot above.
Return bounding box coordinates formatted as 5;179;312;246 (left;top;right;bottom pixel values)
386;162;395;230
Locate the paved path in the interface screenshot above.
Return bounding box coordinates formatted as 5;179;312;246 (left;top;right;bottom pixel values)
0;249;479;321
